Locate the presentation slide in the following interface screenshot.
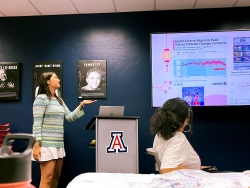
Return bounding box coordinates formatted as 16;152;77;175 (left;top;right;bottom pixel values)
151;30;250;107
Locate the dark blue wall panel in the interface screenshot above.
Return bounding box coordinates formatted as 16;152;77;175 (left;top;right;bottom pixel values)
0;7;250;188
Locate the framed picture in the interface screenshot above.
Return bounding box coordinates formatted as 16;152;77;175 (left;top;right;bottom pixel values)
33;61;62;99
0;62;20;101
78;60;107;99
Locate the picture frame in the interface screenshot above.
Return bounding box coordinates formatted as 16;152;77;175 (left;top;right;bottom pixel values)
33;61;62;99
78;60;107;99
0;62;21;101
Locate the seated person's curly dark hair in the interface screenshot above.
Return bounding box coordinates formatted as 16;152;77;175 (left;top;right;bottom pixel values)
150;97;193;140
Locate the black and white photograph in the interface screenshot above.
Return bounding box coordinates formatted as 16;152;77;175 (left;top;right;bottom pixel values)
33;61;62;99
0;62;20;101
78;60;107;99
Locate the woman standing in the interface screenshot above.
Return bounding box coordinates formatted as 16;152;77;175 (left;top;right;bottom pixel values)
32;72;96;188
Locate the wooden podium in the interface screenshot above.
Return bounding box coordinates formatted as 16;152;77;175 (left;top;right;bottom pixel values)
85;116;140;173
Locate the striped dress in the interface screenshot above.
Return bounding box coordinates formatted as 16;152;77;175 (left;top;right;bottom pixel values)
32;94;84;148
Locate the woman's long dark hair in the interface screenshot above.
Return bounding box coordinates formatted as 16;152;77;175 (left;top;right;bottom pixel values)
36;72;63;105
150;97;193;140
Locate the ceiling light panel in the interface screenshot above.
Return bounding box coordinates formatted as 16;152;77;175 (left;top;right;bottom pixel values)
0;0;40;16
195;0;237;8
30;0;78;15
235;0;250;7
72;0;115;14
156;0;196;10
114;0;154;12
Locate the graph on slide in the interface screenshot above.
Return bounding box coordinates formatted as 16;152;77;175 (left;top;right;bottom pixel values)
229;81;250;105
174;58;226;77
230;81;250;93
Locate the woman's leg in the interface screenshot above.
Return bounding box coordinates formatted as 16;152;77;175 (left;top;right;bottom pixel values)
40;160;56;188
51;158;63;188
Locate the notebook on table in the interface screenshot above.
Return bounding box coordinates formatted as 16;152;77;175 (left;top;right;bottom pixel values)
98;106;124;117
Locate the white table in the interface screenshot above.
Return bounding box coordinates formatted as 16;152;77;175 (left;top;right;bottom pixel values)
67;170;250;188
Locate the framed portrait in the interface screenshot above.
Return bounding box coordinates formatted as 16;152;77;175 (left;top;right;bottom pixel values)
33;61;62;99
0;62;20;101
78;60;107;99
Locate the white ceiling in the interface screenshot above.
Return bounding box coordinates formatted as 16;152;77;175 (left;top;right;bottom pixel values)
0;0;249;17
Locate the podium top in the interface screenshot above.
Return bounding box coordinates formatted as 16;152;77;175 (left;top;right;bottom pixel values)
84;116;140;130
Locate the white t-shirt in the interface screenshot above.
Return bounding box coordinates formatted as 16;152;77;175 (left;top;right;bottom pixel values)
153;132;201;170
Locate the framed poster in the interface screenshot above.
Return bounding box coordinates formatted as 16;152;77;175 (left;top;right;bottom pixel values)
78;60;107;99
0;62;20;101
33;61;62;99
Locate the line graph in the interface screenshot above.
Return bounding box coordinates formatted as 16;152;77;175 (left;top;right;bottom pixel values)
174;58;226;77
230;81;250;93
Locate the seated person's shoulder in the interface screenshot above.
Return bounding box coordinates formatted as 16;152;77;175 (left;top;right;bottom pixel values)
175;132;185;138
170;132;186;143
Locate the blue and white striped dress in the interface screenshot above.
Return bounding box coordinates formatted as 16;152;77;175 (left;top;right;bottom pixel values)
32;94;84;161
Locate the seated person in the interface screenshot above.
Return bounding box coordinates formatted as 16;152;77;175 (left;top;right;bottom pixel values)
184;92;192;105
150;97;201;173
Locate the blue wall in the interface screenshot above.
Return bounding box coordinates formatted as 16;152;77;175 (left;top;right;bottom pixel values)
0;7;250;188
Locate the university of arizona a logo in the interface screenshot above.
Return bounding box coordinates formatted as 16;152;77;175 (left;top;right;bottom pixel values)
107;131;128;153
